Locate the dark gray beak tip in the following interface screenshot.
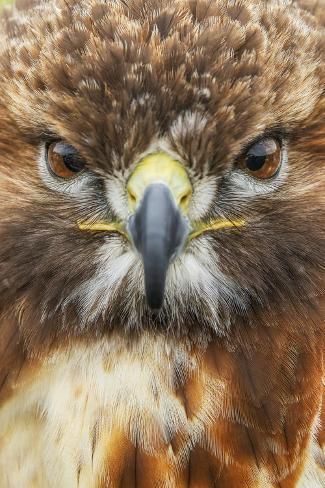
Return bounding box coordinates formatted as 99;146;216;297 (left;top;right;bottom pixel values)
145;287;166;312
144;261;168;310
128;183;188;310
147;301;163;314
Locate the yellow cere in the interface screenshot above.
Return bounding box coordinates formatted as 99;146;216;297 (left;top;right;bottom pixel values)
127;152;193;213
78;219;246;240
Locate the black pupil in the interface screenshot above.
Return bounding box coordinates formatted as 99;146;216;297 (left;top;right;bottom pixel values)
245;139;276;172
55;143;84;172
246;154;267;171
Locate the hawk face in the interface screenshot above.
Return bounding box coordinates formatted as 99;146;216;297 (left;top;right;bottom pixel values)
0;0;323;347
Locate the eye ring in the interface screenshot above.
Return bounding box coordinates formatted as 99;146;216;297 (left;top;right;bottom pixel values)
46;141;85;179
237;137;282;179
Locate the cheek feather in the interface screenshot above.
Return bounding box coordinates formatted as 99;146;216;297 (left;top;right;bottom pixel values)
189;175;219;220
62;242;138;326
105;175;129;221
53;228;248;336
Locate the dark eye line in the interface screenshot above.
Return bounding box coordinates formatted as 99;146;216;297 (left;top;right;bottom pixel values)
45;139;77;151
42;132;63;146
45;138;88;157
235;127;288;164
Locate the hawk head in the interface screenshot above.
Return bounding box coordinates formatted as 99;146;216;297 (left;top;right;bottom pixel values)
0;0;323;347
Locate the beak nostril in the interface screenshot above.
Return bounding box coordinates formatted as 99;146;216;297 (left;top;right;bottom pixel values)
128;191;137;204
180;194;188;205
179;191;192;209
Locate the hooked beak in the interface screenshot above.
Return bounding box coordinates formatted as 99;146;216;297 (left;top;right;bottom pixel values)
128;183;188;310
127;153;192;310
78;153;246;311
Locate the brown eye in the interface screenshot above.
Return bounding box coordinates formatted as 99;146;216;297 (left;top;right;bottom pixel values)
47;142;85;178
238;138;282;179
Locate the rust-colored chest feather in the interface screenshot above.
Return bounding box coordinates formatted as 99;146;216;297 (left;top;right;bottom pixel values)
0;324;324;488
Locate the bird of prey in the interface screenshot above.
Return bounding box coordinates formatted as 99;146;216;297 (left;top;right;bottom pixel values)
0;0;323;486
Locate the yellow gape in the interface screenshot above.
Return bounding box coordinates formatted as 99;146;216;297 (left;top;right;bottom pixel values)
189;219;246;240
78;221;127;237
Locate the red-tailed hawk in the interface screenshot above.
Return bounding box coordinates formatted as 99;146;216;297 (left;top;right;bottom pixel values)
0;0;324;486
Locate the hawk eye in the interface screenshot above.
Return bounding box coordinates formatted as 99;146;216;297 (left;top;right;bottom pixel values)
238;138;282;179
47;142;85;178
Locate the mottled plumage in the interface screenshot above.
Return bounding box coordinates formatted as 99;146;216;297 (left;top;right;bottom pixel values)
0;0;324;486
